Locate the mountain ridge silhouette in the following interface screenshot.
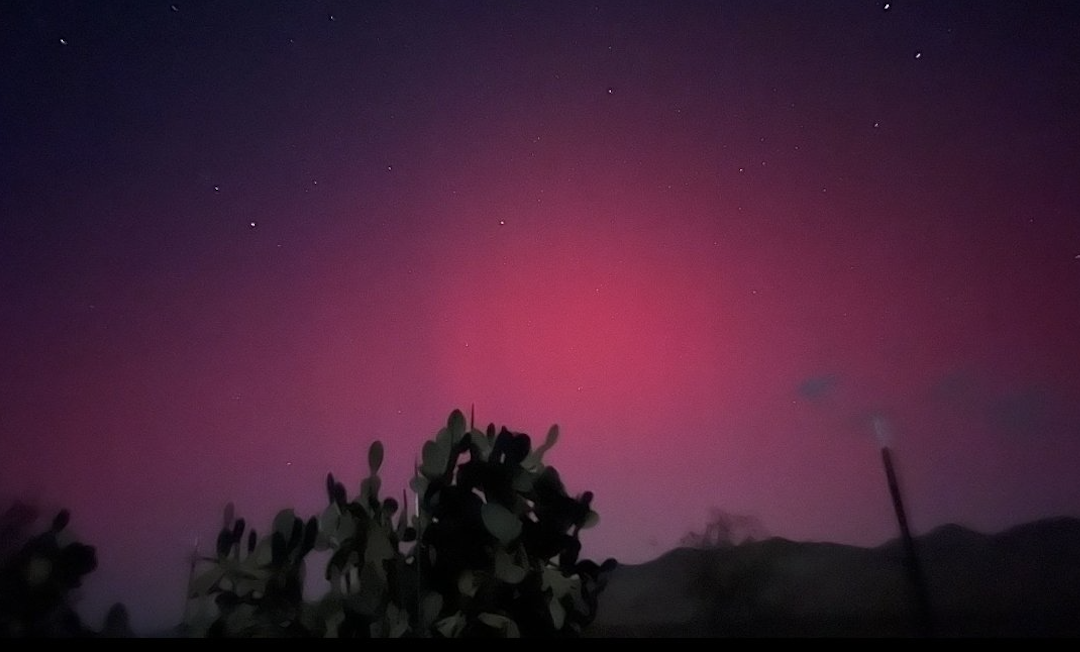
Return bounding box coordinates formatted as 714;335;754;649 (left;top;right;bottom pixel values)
589;516;1080;637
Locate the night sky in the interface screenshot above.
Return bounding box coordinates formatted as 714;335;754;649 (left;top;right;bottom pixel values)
3;0;1080;634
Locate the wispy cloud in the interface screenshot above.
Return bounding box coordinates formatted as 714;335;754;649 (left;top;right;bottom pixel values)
987;386;1055;440
797;375;839;403
930;369;1075;443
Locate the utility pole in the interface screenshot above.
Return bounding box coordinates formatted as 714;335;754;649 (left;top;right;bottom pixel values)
875;417;935;636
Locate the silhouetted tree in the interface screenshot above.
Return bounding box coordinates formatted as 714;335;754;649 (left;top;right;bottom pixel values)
680;508;766;549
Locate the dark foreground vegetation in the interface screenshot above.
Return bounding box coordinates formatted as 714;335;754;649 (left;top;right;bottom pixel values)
3;410;614;638
4;410;1078;637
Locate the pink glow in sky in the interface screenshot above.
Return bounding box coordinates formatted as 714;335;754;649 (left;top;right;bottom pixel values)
2;0;1079;634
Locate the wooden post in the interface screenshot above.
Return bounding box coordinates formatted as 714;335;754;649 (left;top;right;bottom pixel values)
881;446;935;636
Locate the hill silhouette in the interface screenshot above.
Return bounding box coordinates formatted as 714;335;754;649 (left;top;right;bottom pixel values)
588;517;1080;637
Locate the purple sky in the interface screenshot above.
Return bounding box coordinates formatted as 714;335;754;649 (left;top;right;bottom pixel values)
2;0;1079;634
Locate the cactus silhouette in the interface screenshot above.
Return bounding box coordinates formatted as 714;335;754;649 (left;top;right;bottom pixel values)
0;502;98;637
183;409;616;637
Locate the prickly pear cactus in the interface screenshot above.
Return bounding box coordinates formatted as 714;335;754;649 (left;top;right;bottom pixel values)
183;410;616;638
309;439;418;637
0;505;98;637
410;409;616;637
184;503;318;637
